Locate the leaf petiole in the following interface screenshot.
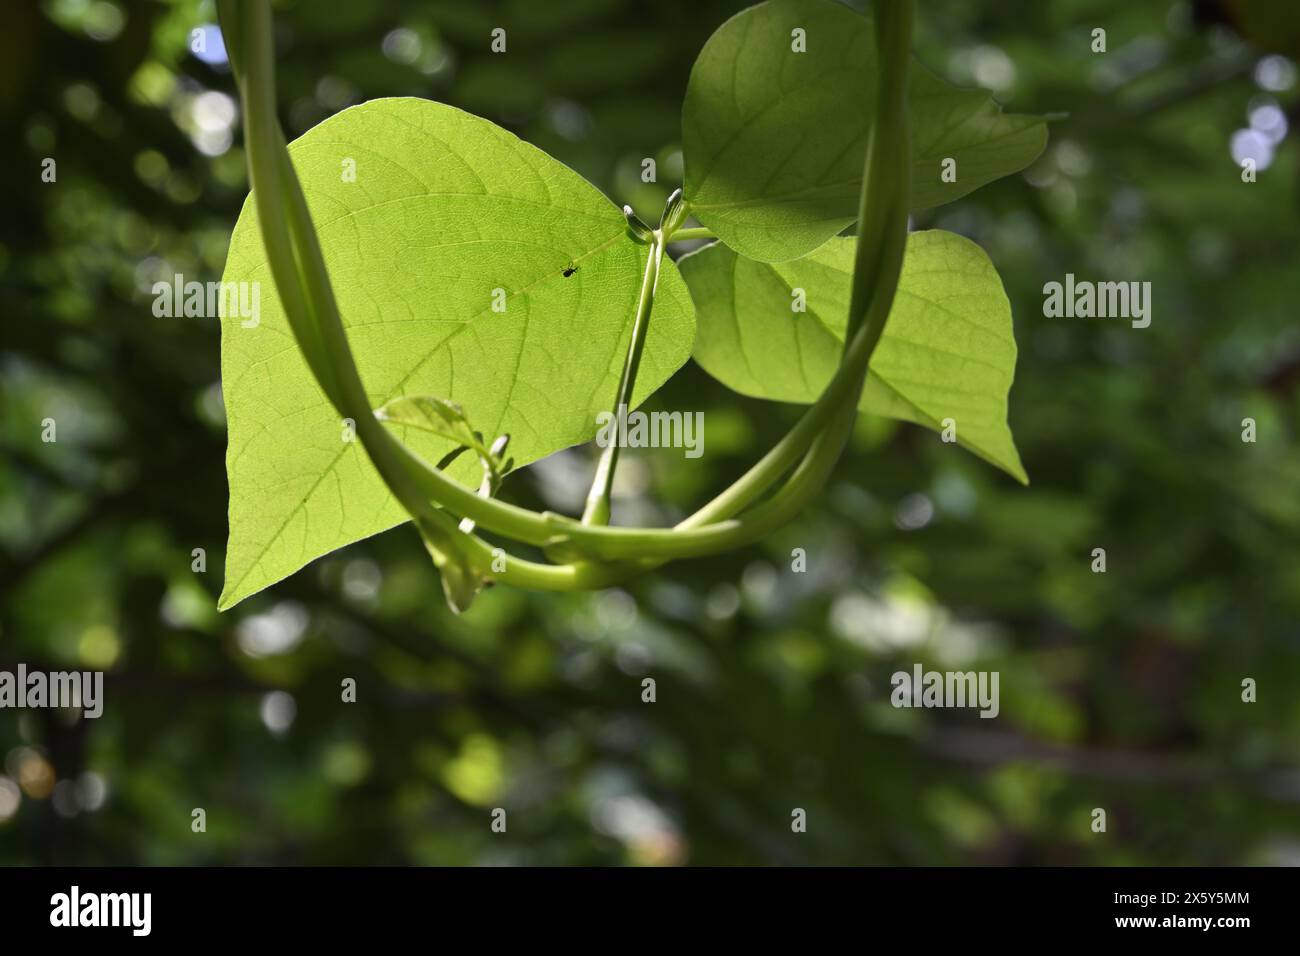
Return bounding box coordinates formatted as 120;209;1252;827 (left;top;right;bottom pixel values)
581;190;683;525
665;226;715;243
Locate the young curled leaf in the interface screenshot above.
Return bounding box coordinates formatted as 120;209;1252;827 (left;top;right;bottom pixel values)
375;395;481;451
414;513;482;613
376;395;513;534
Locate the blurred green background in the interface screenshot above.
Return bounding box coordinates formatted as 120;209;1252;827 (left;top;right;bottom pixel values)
2;0;1298;865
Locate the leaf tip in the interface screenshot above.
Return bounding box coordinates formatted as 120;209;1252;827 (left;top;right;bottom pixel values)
1005;453;1030;487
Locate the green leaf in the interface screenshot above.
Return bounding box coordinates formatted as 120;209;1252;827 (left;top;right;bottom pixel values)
219;97;695;610
680;230;1028;483
681;0;1047;262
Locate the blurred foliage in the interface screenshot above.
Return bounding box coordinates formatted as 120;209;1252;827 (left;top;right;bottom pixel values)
1;0;1298;865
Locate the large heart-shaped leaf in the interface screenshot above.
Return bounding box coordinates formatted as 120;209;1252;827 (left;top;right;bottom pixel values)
220;97;695;609
681;0;1047;262
680;230;1027;483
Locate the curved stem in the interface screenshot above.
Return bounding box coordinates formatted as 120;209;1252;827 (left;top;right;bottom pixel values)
543;5;913;564
845;1;912;353
222;0;585;597
231;2;470;594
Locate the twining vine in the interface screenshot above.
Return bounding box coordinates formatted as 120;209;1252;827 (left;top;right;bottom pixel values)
215;0;1000;612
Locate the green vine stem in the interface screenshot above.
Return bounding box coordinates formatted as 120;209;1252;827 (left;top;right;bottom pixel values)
581;192;680;525
665;226;715;243
217;0;914;594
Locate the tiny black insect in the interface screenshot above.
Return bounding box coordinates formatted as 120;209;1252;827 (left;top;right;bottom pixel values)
562;263;578;277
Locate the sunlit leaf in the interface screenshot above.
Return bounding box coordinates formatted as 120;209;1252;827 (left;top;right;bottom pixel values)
680;230;1027;482
220;97;695;609
681;0;1047;261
